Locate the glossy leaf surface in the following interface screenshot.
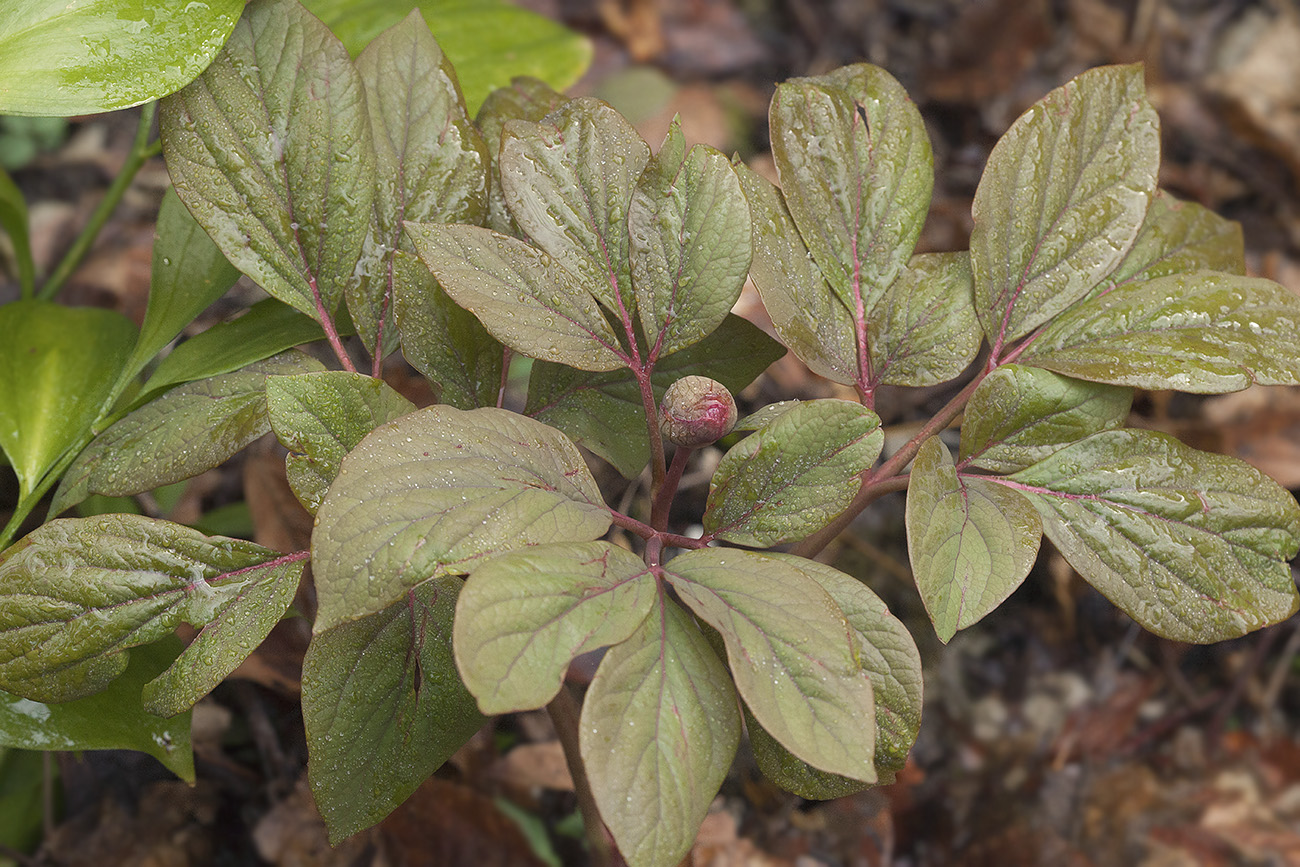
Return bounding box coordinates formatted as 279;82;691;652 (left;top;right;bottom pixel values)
312;406;611;631
704;400;883;546
0;514;295;703
160;0;374;321
666;548;876;782
267;371;415;513
1021;271;1300;393
476;76;567;235
868;252;979;387
1008;429;1300;642
304;576;483;842
907;437;1042;642
581;597;739;867
960;364;1132;473
1103;190;1245;291
972;64;1158;346
454;542;655;714
0;0;241;116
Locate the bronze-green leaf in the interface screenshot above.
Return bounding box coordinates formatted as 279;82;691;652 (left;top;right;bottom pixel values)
868;252;979;387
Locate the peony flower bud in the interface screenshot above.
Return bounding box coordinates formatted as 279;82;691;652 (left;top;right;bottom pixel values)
659;376;737;448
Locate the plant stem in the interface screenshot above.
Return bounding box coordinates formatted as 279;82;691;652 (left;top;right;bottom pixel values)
650;445;692;530
38;103;160;302
547;685;615;867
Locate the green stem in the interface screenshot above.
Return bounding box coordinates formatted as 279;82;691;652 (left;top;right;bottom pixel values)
38;103;160;302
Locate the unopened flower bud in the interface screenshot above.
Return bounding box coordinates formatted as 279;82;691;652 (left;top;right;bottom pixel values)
659;376;737;448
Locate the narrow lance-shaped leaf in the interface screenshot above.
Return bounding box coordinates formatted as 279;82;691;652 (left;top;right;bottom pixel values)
404;222;627;372
454;542;655;714
499;98;649;325
734;161;860;386
1020;271;1300;393
666;548;877;782
142;554;307;717
312;406;612;631
581;596;740;867
906;437;1043;643
266;371;415;514
304;576;485;843
52;352;325;516
630;122;751;358
868;251;979;387
0;514;303;703
971;64;1158;348
0;167;34;294
770;64;934;315
960;364;1133;473
352;9;488;359
1005;429;1300;642
159;0;375;322
704;399;883;546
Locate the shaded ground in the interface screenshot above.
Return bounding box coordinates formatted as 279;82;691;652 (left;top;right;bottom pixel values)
5;1;1300;864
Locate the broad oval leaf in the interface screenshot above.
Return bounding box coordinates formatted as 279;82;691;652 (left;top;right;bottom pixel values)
960;364;1133;473
906;437;1043;643
666;548;876;783
304;576;484;842
1008;429;1300;642
770;63;934;314
0;639;194;782
404;222;627;372
630;124;751;358
52;352;324;515
266;371;415;514
704;399;883;546
1102;190;1245;291
581;597;739;867
477;76;568;236
0;0;242;116
868;251;980;387
0;514;297;703
971;64;1158;348
454;542;655;714
312;406;611;631
0;300;135;497
159;0;375;321
734;161;860;386
1019;271;1300;393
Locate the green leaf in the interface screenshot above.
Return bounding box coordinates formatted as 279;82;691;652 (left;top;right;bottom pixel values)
454;542;655;714
312;406;611;631
869;252;980;387
581;597;739;867
267;371;415;514
404;222;627;371
0;639;193;782
476;77;568;236
666;548;876;782
0;167;34;294
1007;429;1300;642
123;187;241;384
1019;271;1300;393
141;299;329;398
352;10;488;358
0;514;298;703
960;364;1133;473
159;0;375;321
770;63;933;315
906;437;1042;643
525;314;784;478
971;64;1158;347
703;399;883;546
304;576;484;843
0;0;242;116
0;300;136;497
51;352;324;515
499;98;649;324
303;0;591;114
734;161;859;386
142;554;306;717
1103;190;1246;290
630;123;751;358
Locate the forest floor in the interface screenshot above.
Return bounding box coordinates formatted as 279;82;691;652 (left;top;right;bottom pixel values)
6;1;1300;865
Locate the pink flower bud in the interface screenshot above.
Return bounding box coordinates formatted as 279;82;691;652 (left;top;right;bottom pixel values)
659;376;737;448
